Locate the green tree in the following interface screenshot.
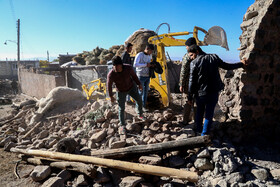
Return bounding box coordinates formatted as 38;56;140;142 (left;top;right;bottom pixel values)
39;60;51;68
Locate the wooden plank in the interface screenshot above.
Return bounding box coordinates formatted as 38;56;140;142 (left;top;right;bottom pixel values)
11;148;199;182
91;135;210;158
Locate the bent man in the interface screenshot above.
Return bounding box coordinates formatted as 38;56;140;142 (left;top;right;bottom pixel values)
107;56;145;136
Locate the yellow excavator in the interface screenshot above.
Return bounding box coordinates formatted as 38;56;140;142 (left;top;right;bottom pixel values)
148;24;229;107
83;24;229;106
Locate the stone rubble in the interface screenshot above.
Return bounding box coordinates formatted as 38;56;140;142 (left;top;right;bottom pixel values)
1;92;279;186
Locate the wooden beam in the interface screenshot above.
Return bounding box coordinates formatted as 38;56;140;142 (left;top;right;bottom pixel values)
11;148;199;182
91;135;210;158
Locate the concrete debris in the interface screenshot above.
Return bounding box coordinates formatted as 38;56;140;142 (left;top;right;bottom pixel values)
1;85;280;186
30;165;51;182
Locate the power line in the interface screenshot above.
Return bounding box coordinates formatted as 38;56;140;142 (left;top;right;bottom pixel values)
9;0;17;22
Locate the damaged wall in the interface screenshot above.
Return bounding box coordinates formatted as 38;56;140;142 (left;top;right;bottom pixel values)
19;68;66;99
219;0;280;138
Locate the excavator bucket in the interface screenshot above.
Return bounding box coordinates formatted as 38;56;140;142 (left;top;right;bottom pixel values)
204;26;229;51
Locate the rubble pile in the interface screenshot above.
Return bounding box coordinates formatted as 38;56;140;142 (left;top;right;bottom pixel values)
0;88;279;186
72;28;157;66
125;28;156;55
73;45;125;66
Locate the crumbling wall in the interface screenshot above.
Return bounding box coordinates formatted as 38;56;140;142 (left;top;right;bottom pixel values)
219;0;280;139
19;68;66;99
69;65;108;91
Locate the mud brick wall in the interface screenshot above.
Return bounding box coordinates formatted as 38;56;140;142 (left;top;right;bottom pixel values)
218;0;280;139
19;68;65;99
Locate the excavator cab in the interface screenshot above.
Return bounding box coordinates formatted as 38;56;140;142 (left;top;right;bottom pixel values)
148;25;229;107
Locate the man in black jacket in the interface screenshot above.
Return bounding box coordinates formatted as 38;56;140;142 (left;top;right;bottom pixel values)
187;44;248;136
121;43;133;66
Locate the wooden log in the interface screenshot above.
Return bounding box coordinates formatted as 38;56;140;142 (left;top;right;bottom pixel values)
21;122;41;139
50;161;97;178
11;148;199;182
91;135;210;158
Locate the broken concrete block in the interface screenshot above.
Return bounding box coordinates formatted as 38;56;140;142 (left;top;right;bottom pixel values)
42;177;64;187
91;101;101;111
104;109;113;119
197;148;211;158
119;176;144;187
56;138;78;153
88;140;98;149
95;167;111;184
126;123;142;133
169;155;185;168
270;169;280;180
18;165;35;178
251;168;269;181
4;141;16;152
194;158;213;171
163;110;173;121
155;133;170;142
139;155;162;165
74;174;88;186
37;130;49;139
57;170;71;182
109;140;126;149
149;121;161;131
225;172;244;184
30;165;51;182
175;133;188;140
90;129;107;143
0;136;16;147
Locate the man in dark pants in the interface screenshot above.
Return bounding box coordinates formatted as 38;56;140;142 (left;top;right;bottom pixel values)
179;37;206;124
187;44;248;136
121;42;134;102
121;43;133;66
107;56;145;136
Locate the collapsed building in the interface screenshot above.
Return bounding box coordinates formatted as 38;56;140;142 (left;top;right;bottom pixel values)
219;0;280;142
0;0;280;186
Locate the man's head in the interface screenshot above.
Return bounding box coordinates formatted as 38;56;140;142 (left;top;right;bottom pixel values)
185;37;197;50
125;43;133;53
187;44;200;60
112;56;123;73
144;44;154;55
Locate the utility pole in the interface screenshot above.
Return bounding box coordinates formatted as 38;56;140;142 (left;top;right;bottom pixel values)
47;50;49;62
17;19;20;66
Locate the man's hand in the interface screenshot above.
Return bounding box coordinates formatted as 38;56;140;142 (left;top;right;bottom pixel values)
138;84;143;92
146;63;151;67
180;86;184;93
110;96;116;103
241;58;249;65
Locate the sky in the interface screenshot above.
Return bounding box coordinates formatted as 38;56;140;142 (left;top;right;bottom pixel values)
0;0;255;62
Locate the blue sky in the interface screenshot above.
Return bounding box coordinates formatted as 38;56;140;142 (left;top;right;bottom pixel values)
0;0;254;62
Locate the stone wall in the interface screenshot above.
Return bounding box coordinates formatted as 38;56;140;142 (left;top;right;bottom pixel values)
218;0;280;140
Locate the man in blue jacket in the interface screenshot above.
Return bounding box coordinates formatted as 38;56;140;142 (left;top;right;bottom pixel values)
187;44;248;136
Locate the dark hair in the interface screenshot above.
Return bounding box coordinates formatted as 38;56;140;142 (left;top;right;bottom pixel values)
146;44;155;51
187;44;202;54
125;42;133;48
185;37;197;46
112;56;123;65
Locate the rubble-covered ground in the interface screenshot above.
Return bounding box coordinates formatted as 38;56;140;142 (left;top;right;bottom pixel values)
0;80;280;187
